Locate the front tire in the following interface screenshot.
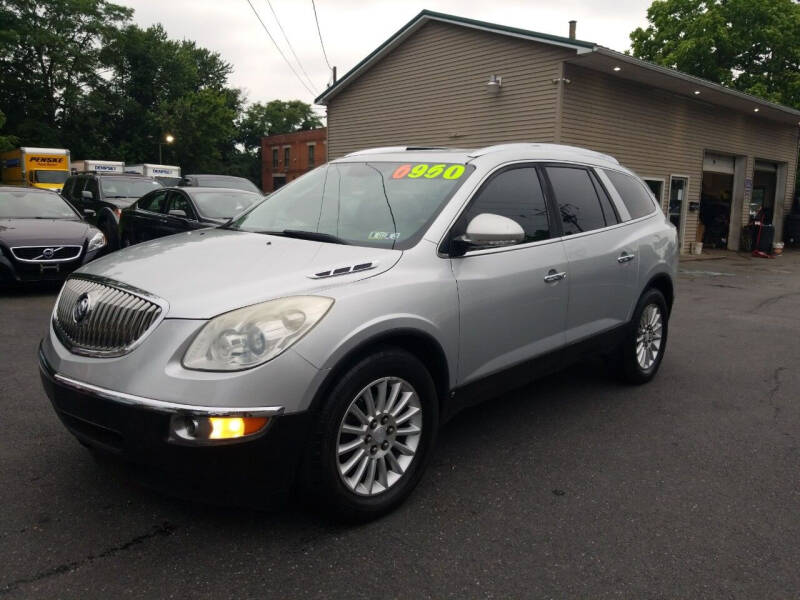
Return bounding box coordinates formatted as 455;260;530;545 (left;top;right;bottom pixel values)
302;347;439;521
614;288;669;384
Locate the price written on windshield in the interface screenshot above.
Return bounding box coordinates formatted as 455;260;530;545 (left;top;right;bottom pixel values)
391;163;466;180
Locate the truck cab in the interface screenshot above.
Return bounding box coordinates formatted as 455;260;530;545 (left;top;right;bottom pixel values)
0;147;71;192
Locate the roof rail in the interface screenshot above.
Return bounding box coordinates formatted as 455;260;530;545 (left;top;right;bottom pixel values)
344;146;450;157
468;143;619;165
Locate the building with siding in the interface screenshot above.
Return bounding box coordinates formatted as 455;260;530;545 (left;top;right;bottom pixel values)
315;11;800;253
261;128;327;193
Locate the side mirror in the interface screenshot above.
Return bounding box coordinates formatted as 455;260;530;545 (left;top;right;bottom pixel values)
83;208;96;217
169;209;187;218
82;190;94;200
454;213;525;254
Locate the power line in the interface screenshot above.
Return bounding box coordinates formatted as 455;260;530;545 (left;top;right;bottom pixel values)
264;0;318;93
310;0;332;71
243;0;316;97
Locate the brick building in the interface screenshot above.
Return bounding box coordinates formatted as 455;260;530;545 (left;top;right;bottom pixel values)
261;128;327;193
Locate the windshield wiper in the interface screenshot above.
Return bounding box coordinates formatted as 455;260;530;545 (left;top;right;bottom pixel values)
259;229;348;245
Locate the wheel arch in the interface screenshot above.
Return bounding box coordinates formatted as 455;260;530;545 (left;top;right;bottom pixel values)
645;272;674;315
307;328;451;417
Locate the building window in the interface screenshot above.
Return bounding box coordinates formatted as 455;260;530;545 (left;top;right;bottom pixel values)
272;148;278;169
308;144;315;166
284;147;290;167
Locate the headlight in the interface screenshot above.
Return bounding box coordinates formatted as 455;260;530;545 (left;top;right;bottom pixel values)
87;230;106;252
182;296;334;371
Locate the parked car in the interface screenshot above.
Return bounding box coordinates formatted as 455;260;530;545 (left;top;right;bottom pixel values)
62;172;162;250
39;144;678;520
180;174;262;195
119;187;262;246
0;187;105;284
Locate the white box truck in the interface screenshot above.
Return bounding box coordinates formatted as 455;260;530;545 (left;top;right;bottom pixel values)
72;160;125;174
125;163;181;185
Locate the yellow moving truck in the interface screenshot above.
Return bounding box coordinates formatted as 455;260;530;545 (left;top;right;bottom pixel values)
1;147;71;191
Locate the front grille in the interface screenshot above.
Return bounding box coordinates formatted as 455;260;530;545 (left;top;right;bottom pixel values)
11;245;82;262
53;276;166;357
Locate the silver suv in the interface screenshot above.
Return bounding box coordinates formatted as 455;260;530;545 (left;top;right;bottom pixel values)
39;143;678;519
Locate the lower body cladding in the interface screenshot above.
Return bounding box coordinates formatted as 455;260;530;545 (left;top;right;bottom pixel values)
39;346;314;507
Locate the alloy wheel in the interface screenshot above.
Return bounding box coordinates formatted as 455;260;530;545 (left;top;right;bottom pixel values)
336;377;423;496
636;303;663;370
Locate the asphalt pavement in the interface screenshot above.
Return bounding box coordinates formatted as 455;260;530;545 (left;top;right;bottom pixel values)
1;252;799;599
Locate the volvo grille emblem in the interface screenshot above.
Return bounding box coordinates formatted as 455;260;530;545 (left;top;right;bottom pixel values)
42;248;55;259
72;292;93;324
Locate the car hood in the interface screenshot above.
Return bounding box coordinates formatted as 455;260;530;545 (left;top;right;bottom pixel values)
76;228;402;318
0;218;92;246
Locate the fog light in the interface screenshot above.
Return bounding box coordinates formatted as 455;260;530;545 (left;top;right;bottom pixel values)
209;417;267;439
169;415;269;444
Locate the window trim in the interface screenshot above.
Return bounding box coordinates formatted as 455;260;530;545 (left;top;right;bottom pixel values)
667;174;691;245
641;177;666;212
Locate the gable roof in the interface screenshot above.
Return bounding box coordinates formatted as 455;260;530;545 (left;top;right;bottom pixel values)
314;9;594;105
314;10;800;124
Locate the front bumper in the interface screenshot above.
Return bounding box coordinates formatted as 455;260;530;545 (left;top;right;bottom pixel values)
0;247;101;283
39;345;312;505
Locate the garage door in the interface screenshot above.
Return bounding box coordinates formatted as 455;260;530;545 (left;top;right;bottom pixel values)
703;153;735;174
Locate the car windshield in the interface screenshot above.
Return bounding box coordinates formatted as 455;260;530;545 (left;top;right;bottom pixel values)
0;190;78;219
193;176;261;194
33;170;69;184
190;190;262;219
100;177;162;198
228;161;474;250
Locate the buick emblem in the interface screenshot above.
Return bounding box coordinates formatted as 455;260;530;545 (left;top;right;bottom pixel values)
72;292;93;324
42;248;54;259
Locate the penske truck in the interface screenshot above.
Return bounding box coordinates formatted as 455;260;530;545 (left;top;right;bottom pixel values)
125;163;181;186
71;160;125;174
0;147;71;191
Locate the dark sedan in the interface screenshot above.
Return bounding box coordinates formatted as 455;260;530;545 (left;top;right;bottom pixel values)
119;187;262;246
0;187;106;284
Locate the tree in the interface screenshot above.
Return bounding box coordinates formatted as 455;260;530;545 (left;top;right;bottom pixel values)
237;100;323;153
0;0;132;148
630;0;800;109
0;109;17;151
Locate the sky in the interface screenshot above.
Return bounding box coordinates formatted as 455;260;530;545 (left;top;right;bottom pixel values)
123;0;654;112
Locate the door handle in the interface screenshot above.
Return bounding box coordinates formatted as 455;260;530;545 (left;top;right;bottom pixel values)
617;252;636;263
544;269;567;283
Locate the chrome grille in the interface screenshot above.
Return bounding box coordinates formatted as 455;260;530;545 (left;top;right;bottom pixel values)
53;276;166;357
11;245;82;262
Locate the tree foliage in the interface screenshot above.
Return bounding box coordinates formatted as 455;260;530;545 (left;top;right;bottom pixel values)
630;0;800;109
0;1;323;184
238;100;323;152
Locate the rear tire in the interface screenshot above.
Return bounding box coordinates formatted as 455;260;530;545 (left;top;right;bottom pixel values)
301;347;439;521
612;288;669;384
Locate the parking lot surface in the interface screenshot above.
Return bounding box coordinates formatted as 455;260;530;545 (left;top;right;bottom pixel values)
2;252;800;599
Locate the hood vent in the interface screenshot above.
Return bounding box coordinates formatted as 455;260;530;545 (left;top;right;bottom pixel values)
310;261;378;279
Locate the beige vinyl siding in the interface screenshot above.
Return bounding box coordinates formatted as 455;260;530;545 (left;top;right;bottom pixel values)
326;21;572;158
560;64;799;251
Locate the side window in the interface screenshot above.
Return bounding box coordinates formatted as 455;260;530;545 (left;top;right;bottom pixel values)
603;169;657;220
70;177;85;201
84;177;99;201
62;177;74;198
545;166;607;235
458;167;550;244
166;191;195;219
138;190;167;213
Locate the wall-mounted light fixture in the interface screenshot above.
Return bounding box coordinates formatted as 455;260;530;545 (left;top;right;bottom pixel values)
693;90;701;95
613;66;622;72
753;107;759;112
487;74;502;94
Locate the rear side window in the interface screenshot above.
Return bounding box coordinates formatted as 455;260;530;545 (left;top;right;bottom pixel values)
604;170;657;220
459;167;550;243
545;166;607;235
